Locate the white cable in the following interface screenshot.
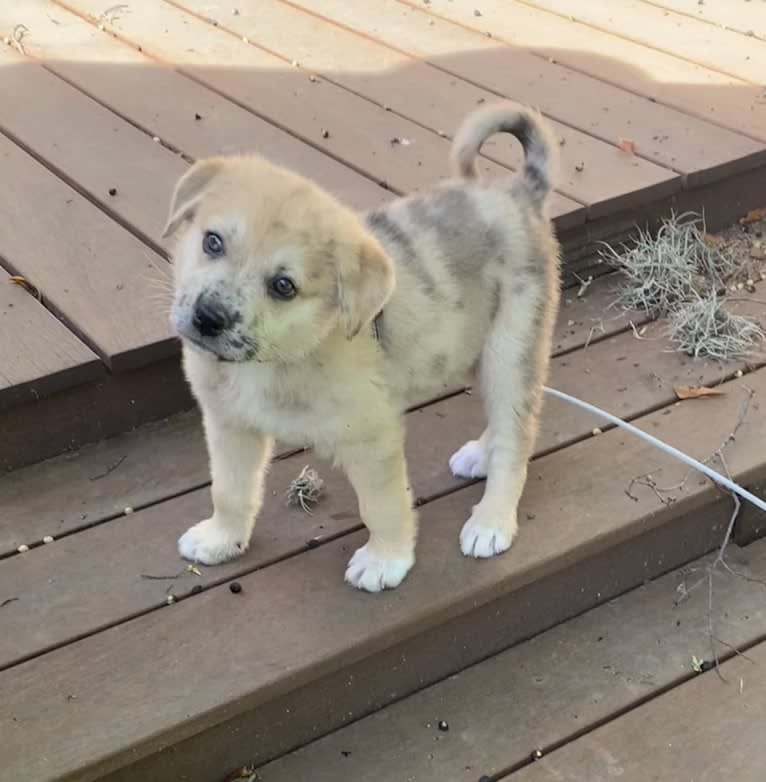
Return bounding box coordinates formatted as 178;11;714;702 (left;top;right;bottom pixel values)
543;385;766;514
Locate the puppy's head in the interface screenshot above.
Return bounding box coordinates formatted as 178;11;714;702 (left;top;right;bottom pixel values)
163;156;394;363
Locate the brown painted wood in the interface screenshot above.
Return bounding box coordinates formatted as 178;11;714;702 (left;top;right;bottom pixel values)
3;364;765;782
9;0;390;212
106;494;735;782
301;0;766;184
175;0;680;217
650;0;766;40
409;0;766;144
0;132;175;371
0;354;192;473
257;536;766;781
508;642;766;781
0;45;187;254
526;0;766;83
55;0;582;225
0;268;102;409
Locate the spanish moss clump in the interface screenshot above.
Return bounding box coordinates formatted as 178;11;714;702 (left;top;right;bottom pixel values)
600;212;764;360
668;292;766;360
600;213;736;316
286;465;325;513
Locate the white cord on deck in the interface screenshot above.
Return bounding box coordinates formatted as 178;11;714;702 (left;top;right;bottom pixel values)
543;385;766;514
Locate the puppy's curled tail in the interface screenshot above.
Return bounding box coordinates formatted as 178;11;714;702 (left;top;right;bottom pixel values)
451;102;557;206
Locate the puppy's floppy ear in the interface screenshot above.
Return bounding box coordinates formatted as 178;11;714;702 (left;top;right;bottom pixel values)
338;236;395;340
162;158;224;238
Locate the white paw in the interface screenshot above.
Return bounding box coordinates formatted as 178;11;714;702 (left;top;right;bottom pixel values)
449;439;488;479
460;518;513;558
344;544;414;593
178;518;248;565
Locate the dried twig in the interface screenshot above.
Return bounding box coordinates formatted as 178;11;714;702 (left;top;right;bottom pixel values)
89;455;126;481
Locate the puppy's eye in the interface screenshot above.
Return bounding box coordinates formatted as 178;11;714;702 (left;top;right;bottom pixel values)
269;275;297;300
202;231;225;257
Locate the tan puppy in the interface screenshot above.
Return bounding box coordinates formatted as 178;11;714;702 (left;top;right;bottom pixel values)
164;103;561;592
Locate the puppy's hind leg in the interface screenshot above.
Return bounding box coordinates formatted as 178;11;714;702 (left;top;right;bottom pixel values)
338;421;417;593
460;288;555;558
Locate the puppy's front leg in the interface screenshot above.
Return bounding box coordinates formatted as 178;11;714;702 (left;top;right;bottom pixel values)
179;413;273;565
338;430;417;593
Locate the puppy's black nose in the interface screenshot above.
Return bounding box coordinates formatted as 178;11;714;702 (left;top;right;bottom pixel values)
193;296;228;337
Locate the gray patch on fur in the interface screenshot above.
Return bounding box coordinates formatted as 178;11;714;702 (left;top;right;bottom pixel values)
365;209;436;295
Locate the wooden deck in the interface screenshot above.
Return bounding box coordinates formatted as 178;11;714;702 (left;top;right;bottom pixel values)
1;2;766;780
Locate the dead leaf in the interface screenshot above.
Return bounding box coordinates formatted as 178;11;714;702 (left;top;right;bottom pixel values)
740;207;766;225
674;385;725;400
9;275;42;301
618;137;636;155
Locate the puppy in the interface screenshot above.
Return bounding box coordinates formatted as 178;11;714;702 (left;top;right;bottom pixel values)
164;102;561;592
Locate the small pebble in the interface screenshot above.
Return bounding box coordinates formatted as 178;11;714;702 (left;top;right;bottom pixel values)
42;535;54;544
437;720;449;732
735;369;744;378
166;595;175;605
592;427;602;436
532;749;543;760
194;112;203;120
108;187;117;196
308;74;318;83
190;585;203;595
124;506;134;515
17;544;29;553
152;136;160;143
230;581;243;594
306;537;321;549
322;129;330;138
242;36;249;43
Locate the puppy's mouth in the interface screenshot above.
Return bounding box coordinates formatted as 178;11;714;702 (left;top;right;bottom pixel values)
180;333;255;363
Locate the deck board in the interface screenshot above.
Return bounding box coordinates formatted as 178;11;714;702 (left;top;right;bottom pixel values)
0;45;187;254
0;133;175;371
2;367;765;781
54;0;582;223
649;0;766;40
0;272;637;555
174;0;681;217
509;641;766;781
0;268;102;409
526;0;766;83
7;0;390;212
411;0;766;143
257;536;766;781
302;0;766;186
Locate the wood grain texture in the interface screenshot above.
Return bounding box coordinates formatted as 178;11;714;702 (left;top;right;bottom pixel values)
258;536;766;781
175;0;680;217
508;641;766;781
2;365;765;782
302;0;766;183
526;0;766;83
0;44;187;254
648;0;766;40
6;0;390;212
0;268;102;409
409;0;766;144
0;133;175;371
56;0;582;225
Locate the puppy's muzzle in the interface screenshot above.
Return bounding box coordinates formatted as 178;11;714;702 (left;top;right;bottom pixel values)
193;295;230;338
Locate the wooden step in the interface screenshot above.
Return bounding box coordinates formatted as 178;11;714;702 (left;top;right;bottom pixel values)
257;536;766;781
2;362;766;782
